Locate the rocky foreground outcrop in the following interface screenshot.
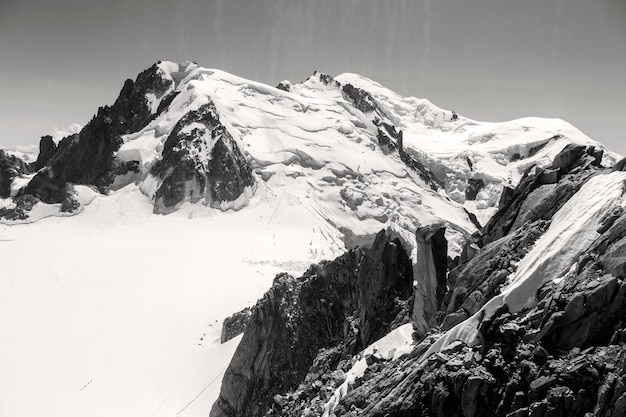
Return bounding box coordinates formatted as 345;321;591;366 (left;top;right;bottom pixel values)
212;146;626;417
210;230;414;417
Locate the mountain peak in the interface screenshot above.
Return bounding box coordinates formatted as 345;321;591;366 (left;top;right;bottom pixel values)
0;62;619;248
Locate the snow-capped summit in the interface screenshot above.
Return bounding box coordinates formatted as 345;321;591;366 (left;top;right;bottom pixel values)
1;61;618;252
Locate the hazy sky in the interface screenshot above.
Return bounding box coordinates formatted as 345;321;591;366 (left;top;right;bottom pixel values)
1;0;625;154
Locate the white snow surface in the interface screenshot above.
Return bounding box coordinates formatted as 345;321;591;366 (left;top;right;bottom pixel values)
0;182;346;417
335;73;620;224
421;171;626;359
1;61;621;417
113;66;486;257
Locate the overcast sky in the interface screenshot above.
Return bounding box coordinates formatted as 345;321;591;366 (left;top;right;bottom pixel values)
1;0;624;154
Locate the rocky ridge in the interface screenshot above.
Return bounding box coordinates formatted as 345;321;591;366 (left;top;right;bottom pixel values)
210;230;414;417
212;147;626;416
2;61;256;217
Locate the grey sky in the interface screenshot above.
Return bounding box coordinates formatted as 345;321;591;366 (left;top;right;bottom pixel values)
1;0;624;154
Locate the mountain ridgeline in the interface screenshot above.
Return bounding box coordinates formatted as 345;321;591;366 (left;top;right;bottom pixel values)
1;61;255;218
1;61;625;417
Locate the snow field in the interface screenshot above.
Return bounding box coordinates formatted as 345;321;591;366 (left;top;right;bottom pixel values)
0;182;346;417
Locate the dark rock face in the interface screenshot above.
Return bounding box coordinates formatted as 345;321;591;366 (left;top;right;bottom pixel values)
33;135;57;171
151;101;254;214
334;313;626;417
465;178;485;201
0;150;31;198
210;230;413;417
221;307;253;343
413;224;449;337
342;84;379;114
332;216;626;416
357;231;414;347
440;220;549;331
22;63;171;203
333;167;626;417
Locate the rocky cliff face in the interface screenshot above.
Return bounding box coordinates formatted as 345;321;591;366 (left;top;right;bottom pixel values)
412;224;449;337
22;63;171;203
0;150;31;198
213;145;626;417
150;101;254;214
210;230;413;417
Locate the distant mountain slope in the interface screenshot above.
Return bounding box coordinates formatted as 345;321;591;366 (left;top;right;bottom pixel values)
1;61;618;254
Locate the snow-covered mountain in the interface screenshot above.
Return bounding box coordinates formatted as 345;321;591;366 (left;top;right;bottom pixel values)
0;61;623;417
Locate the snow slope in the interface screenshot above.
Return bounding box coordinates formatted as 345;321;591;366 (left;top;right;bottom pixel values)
112;63;615;254
0;181;348;417
114;66;479;257
335;73;619;225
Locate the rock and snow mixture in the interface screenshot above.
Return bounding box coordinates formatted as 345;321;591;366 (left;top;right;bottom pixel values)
212;145;626;417
0;61;623;417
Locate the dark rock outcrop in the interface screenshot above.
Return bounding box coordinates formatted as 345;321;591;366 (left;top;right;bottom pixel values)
480;144;602;246
413;224;449;337
208;140;626;417
342;83;379;114
221;307;253;343
0;150;31;198
0;194;39;220
334;314;626;417
612;157;626;172
328;163;626;417
33;135;57;171
22;63;172;203
210;230;413;417
465;178;485;201
333;223;626;417
440;220;549;331
276;81;291;92
151;101;254;214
